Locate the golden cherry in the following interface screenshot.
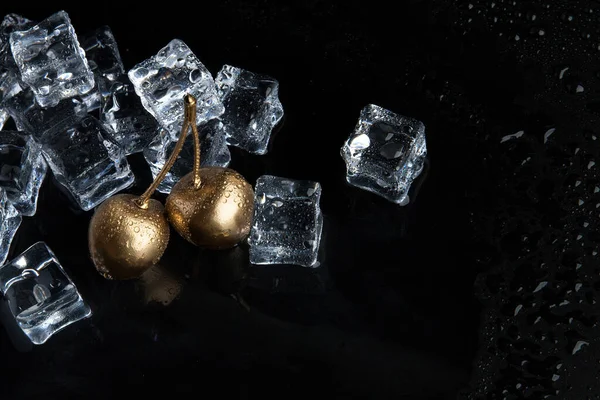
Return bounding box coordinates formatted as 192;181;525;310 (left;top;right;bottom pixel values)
166;167;254;249
88;194;170;280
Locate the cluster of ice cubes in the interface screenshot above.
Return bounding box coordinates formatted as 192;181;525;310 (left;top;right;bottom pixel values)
0;8;429;343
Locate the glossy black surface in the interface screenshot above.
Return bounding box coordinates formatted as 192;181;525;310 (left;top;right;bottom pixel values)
1;1;598;399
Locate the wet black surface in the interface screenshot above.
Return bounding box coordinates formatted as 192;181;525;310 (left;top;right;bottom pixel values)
0;1;598;399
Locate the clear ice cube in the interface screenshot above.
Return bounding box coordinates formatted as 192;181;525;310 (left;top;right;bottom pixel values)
80;26;124;84
80;26;125;112
0;65;24;105
143;120;231;193
215;65;283;155
128;39;224;139
4;88;88;140
0;14;35;68
9;11;95;108
40;115;134;211
0;187;21;266
341;104;427;204
101;75;158;154
249;175;323;267
0;131;47;216
0;242;92;345
0;108;7;129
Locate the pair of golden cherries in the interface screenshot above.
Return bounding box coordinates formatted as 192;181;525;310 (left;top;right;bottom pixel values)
88;95;255;280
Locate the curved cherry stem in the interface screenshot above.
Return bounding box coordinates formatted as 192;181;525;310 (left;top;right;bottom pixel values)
135;94;199;208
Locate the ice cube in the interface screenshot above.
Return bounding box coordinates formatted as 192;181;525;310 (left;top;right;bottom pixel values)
341;104;427;204
215;65;283;155
128;39;223;139
249;175;323;267
4;88;87;140
40;115;134;211
0;187;21;266
0;242;92;345
0;15;32;114
9;11;95;108
80;26;124;84
143;120;231;193
101;75;158;154
0;131;47;216
80;26;125;112
0;14;35;68
0;108;8;129
0;66;24;105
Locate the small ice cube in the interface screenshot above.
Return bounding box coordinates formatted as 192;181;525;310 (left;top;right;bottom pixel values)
249;175;323;267
0;131;47;216
128;39;223;140
215;65;284;154
0;187;21;266
101;75;158;154
341;104;427;204
143;120;231;193
9;11;95;108
0;242;91;345
40;115;134;210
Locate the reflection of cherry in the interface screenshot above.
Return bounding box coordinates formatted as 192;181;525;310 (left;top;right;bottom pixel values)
138;263;183;306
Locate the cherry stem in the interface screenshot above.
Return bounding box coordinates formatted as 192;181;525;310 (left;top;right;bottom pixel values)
135;94;198;208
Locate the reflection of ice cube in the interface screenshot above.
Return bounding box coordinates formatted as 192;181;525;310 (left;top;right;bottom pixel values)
0;242;91;345
215;65;283;155
40;115;134;211
9;11;95;108
5;86;88;141
128;39;223;140
101;75;158;154
341;104;427;204
249;175;323;267
0;188;21;266
143;120;231;193
0;131;47;216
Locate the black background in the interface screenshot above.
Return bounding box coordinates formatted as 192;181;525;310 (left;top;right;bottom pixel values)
1;1;598;399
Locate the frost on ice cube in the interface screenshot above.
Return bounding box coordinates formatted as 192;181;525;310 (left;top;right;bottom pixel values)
249;175;323;267
0;187;21;266
9;11;95;108
0;242;91;345
4;88;87;140
101;75;158;155
215;65;283;155
0;131;47;216
128;39;223;139
40;115;134;211
341;104;427;204
143;120;231;193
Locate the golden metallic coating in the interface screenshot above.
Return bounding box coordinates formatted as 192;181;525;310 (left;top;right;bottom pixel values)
88;94;197;279
136;94;197;208
166;167;254;249
88;194;170;280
